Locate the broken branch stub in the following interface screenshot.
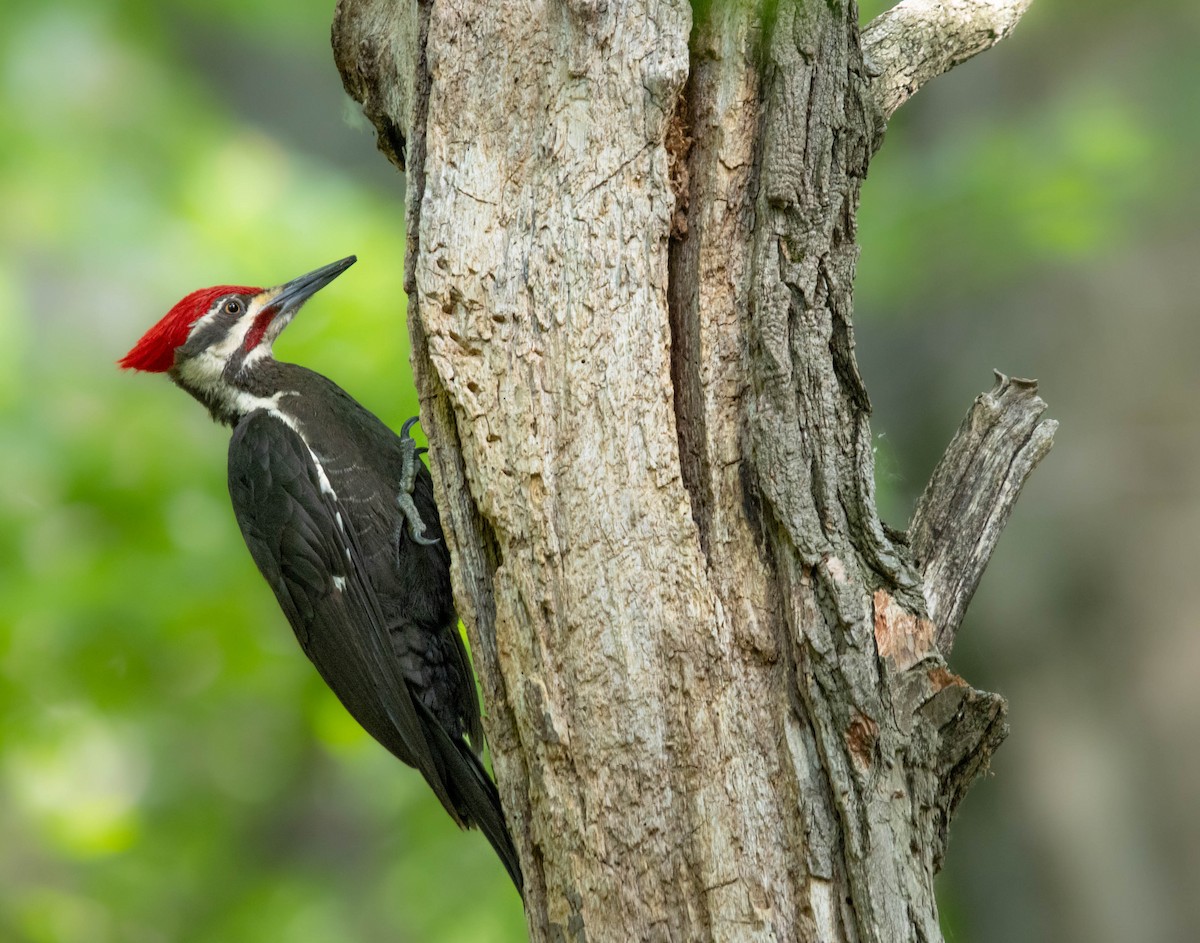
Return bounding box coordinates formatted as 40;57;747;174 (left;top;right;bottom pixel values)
910;372;1057;653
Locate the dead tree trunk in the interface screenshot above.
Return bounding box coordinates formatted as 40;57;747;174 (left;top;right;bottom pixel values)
332;1;1050;940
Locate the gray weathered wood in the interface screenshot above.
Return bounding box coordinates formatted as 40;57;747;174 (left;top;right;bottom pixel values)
332;1;1042;940
910;372;1057;652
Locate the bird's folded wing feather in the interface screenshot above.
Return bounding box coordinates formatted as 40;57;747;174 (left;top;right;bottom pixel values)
226;410;455;815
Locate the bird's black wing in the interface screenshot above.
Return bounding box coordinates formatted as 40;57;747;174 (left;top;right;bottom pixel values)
226;410;452;812
227;410;523;892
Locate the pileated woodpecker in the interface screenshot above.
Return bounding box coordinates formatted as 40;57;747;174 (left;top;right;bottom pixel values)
119;256;521;893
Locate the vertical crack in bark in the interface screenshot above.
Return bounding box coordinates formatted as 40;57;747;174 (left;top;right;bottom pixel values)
401;0;432;297
746;2;954;939
667;22;712;560
334;1;1041;938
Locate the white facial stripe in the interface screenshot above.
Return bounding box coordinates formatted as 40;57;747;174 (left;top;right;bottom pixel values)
186;299;229;338
184;293;283;368
209;314;257;359
242;343;270;369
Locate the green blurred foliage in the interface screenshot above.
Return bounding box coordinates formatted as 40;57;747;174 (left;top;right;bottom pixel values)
858;89;1157;308
856;1;1195;527
1;0;1191;941
0;1;523;941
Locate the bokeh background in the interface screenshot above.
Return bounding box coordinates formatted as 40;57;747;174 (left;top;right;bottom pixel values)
0;0;1194;940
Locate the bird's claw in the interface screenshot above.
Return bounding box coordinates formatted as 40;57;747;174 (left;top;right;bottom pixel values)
399;493;440;546
399;415;440;546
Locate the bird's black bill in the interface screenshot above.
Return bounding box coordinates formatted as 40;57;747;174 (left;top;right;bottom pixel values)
268;255;357;313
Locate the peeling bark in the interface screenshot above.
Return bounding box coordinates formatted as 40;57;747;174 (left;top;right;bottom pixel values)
333;1;1042;940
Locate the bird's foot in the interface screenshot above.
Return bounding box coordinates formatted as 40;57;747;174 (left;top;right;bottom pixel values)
398;416;440;546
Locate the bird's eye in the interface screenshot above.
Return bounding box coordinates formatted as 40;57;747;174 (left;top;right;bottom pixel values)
224;299;242;315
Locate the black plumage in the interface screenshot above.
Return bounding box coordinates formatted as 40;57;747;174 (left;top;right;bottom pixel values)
121;258;521;894
226;370;521;892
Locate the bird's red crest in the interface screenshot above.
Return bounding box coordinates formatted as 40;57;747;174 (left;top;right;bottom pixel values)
119;284;260;373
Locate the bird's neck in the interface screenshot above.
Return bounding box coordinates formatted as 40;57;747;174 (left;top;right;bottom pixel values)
170;351;297;427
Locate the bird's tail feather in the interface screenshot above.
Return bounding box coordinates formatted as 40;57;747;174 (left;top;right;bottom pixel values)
415;699;524;897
